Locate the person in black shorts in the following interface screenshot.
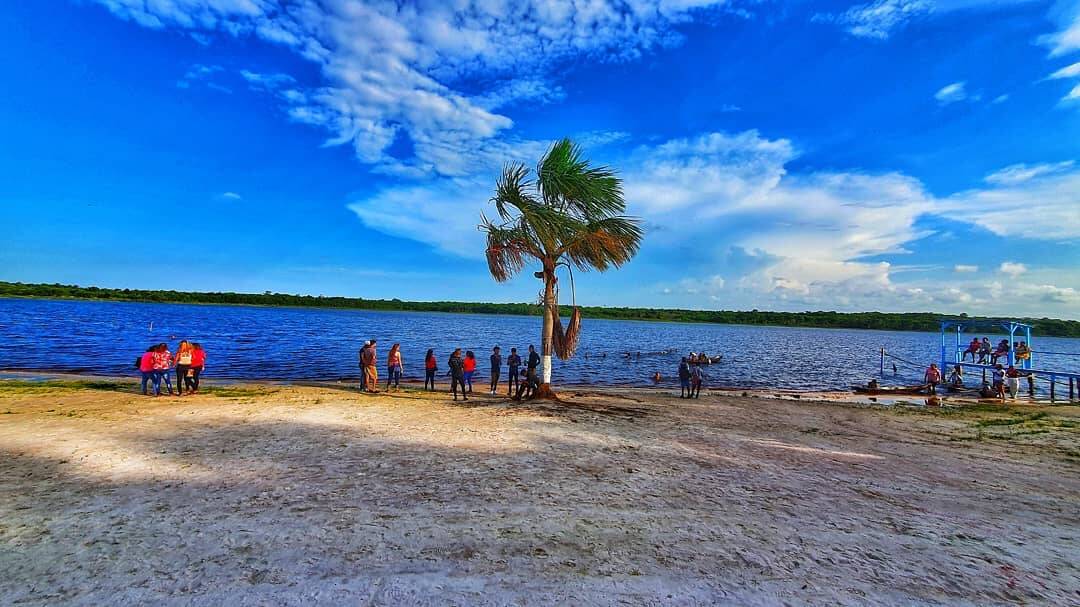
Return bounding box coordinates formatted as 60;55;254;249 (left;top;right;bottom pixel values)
489;346;502;395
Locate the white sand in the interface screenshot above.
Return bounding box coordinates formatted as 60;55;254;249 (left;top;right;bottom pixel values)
1;380;1077;605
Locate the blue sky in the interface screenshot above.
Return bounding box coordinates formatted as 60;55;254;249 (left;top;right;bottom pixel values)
1;1;1078;318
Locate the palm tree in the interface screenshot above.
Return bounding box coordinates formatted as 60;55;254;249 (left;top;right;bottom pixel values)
480;138;643;398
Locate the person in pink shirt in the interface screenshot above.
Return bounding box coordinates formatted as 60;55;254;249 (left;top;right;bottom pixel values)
139;346;157;395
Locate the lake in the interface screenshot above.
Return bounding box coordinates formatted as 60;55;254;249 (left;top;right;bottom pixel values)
1;298;1077;391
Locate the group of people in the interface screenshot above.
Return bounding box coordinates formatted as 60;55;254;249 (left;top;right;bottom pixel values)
136;340;206;396
924;361;1028;400
961;337;1032;365
676;355;710;399
357;340;543;401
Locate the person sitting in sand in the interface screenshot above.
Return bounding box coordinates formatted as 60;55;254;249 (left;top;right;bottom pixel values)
924;363;942;395
979;381;995;399
514;367;538;401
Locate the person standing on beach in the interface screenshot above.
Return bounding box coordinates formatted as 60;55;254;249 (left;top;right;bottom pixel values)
175;340;193;396
190;343;206;393
139;346;157;396
506;347;521;396
358;341;370;391
691;362;706;399
386;343;403;391
678;357;691;399
424;349;438;391
448;348;467;401
463;351;477;394
527;345;540;375
363;340;379;393
153;343;174;395
924;363;941;395
489;346;502;395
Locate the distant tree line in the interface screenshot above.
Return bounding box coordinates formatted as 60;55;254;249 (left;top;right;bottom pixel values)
2;281;1078;338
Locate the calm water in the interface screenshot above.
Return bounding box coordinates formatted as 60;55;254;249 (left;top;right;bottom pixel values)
1;298;1078;391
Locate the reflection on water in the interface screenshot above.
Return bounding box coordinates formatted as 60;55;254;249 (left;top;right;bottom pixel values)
1;298;1077;391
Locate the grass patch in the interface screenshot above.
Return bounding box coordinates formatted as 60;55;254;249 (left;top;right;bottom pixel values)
0;379;136;394
199;385;276;398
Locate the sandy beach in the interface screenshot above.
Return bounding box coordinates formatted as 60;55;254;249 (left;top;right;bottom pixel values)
1;377;1077;606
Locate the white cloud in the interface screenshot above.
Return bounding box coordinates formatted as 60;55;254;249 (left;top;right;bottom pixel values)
816;1;1037;40
983;161;1075;185
91;0;734;178
177;63;224;89
935;81;968;105
819;0;932;40
1049;61;1080;79
999;261;1028;276
992;94;1009;104
239;69;295;89
1039;0;1080;56
944;165;1080;240
954;264;979;272
221;191;242;200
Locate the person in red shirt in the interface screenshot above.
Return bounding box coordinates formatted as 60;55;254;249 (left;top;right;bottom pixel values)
424;349;437;391
463;350;477;394
924;363;942;395
190;343;207;393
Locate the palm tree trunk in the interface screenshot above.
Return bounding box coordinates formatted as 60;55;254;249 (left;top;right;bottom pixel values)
537;261;556;398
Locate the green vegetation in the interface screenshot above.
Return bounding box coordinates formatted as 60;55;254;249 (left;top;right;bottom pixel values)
2;280;1079;337
0;379;136;394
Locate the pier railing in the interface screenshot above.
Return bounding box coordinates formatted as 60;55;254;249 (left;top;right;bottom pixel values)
879;347;1079;402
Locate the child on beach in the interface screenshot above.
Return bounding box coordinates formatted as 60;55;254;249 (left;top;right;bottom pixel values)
489;346;501;395
424;349;437;391
506;347;521;396
386;343;403;391
463;351;476;394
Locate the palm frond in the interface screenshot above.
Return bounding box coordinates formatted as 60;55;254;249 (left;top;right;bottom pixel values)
481;216;532;282
559;216;644;272
492;163;536;222
537;138;625;219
